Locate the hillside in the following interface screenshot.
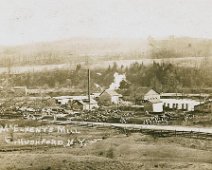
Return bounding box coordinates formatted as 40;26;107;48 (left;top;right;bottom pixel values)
0;37;212;68
149;36;212;59
0;38;149;67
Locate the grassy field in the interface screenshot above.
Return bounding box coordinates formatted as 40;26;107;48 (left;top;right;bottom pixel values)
0;120;212;170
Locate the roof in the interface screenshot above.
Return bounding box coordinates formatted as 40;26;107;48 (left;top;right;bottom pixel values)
91;93;101;98
160;93;184;97
195;100;212;107
161;93;210;98
145;89;160;96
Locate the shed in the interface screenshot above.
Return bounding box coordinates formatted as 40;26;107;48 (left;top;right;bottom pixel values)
143;100;163;113
99;89;122;105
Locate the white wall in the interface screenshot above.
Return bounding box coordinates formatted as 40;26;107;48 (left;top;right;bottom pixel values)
161;99;201;111
58;99;70;105
111;96;120;104
152;102;163;112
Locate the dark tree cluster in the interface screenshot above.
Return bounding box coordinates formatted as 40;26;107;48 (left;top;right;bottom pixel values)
3;61;212;96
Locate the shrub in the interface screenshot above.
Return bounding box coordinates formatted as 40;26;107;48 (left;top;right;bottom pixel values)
106;148;114;159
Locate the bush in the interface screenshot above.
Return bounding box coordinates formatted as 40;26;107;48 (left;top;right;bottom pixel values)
106;148;114;159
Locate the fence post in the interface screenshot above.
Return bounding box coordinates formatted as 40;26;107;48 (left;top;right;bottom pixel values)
140;128;142;133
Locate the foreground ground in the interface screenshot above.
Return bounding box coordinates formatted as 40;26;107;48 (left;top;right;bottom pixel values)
0;120;212;170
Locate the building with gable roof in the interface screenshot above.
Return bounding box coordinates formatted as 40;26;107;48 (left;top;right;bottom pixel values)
144;89;160;101
142;89;163;113
99;89;122;105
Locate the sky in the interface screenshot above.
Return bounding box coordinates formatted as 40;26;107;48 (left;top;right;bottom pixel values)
0;0;212;45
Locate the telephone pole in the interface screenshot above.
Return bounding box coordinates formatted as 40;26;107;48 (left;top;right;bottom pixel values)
88;68;91;110
86;56;91;110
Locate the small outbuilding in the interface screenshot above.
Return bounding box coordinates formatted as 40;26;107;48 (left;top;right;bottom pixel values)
143;100;163;113
99;89;122;105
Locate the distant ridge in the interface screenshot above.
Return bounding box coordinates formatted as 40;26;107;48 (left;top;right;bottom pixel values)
0;37;212;67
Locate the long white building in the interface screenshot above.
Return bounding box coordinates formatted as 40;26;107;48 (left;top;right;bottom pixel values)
161;98;202;111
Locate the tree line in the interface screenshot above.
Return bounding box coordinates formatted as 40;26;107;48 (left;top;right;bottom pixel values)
2;61;212;95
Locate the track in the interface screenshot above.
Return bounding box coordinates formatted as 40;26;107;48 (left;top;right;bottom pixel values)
57;121;212;139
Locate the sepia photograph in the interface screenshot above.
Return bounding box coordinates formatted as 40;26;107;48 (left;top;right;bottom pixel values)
0;0;212;169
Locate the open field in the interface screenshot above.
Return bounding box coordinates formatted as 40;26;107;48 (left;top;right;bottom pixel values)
0;119;212;170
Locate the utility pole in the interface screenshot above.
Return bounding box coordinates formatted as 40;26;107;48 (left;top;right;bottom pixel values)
86;56;91;110
88;68;91;110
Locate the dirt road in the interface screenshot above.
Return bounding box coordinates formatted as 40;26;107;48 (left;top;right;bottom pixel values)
62;121;212;134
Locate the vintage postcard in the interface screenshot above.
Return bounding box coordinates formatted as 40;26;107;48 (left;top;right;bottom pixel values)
0;0;211;169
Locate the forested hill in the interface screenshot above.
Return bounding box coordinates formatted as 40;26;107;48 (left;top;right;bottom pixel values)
149;37;212;59
0;37;212;67
0;38;149;67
